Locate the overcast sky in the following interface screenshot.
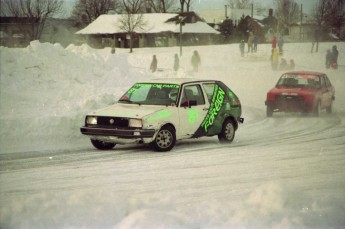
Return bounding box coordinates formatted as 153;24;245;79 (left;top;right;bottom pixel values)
192;0;318;13
62;0;319;17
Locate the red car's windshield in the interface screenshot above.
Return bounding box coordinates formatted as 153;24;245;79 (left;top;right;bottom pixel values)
276;74;320;88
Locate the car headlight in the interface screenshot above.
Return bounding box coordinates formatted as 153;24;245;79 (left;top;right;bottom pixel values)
86;116;97;125
129;118;142;128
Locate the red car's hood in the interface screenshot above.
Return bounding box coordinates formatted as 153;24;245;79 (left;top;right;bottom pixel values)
268;86;316;95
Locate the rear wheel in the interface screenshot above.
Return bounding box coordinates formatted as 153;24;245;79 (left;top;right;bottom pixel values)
150;125;176;152
91;139;116;150
218;119;236;143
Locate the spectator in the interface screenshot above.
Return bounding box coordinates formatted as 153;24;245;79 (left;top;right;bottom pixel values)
278;35;284;55
239;40;245;57
173;54;179;71
247;32;254;53
330;45;339;69
279;58;288;70
150;55;157;72
271;48;279;70
253;35;258;52
272;36;277;48
289;59;295;70
191;50;201;72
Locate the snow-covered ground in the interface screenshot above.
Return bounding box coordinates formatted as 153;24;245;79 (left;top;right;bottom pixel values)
0;41;344;228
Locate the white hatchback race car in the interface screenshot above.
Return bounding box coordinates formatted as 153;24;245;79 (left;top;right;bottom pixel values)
80;78;244;151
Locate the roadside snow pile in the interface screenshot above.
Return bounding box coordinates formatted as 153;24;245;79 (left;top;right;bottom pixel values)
0;41;149;153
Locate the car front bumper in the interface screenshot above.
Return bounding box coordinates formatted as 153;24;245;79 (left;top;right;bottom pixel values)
80;126;156;143
265;100;313;112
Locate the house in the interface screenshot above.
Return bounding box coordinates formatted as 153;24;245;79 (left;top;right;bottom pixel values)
0;17;81;47
0;17;38;47
76;12;220;48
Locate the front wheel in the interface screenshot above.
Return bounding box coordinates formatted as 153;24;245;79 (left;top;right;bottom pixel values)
218;119;236;143
91;139;116;150
150;126;176;152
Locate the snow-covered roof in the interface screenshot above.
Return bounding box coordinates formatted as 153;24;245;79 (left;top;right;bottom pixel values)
76;13;219;35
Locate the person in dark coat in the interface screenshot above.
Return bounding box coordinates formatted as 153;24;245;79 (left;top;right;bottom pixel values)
150;55;157;72
330;45;339;69
191;50;201;72
173;54;179;71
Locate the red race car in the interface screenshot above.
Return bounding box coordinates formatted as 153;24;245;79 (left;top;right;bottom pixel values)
265;71;335;117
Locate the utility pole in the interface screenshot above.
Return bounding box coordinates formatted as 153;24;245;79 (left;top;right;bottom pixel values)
251;3;253;18
299;3;303;41
225;5;228;18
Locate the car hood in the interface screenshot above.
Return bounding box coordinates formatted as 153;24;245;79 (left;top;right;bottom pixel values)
268;86;316;95
88;103;166;119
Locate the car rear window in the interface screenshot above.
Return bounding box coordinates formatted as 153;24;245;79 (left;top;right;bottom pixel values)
277;74;320;88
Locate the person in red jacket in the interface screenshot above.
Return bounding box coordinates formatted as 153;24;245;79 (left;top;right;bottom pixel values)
271;36;277;48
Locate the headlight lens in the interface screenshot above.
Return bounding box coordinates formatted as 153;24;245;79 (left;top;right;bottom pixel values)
129;119;142;128
86;116;97;125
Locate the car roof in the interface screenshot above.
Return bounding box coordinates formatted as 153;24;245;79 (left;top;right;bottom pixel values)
282;71;326;76
137;78;218;85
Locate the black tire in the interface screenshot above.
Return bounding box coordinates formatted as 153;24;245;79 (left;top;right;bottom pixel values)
218;119;236;143
266;107;273;117
150;125;176;152
91;139;116;150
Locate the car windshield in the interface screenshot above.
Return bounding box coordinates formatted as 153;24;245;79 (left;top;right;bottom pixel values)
276;74;320;88
118;83;180;106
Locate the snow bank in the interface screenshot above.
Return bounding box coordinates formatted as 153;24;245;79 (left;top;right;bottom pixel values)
1;40;345;229
0;41;149;153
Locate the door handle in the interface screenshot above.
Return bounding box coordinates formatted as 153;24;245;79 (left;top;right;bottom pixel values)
203;108;209;111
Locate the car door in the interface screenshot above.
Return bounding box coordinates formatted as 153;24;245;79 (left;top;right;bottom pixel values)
320;75;333;108
177;84;209;138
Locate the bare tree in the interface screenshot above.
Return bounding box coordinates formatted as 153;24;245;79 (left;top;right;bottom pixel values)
146;0;175;13
185;0;194;12
121;0;145;13
71;0;119;25
228;0;251;9
120;0;147;53
274;0;299;32
178;0;194;12
313;0;345;31
0;0;63;40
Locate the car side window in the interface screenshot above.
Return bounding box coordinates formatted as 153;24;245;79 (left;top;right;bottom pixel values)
202;83;215;103
180;85;205;107
320;76;326;88
324;75;332;88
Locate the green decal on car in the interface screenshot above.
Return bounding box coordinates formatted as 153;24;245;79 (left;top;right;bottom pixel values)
201;85;225;132
188;109;199;124
127;83;179;94
147;109;171;121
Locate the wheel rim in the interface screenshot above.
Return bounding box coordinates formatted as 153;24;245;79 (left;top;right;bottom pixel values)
225;123;235;140
156;130;173;149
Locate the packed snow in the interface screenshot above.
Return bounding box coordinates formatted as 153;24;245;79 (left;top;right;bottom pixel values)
0;40;345;229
